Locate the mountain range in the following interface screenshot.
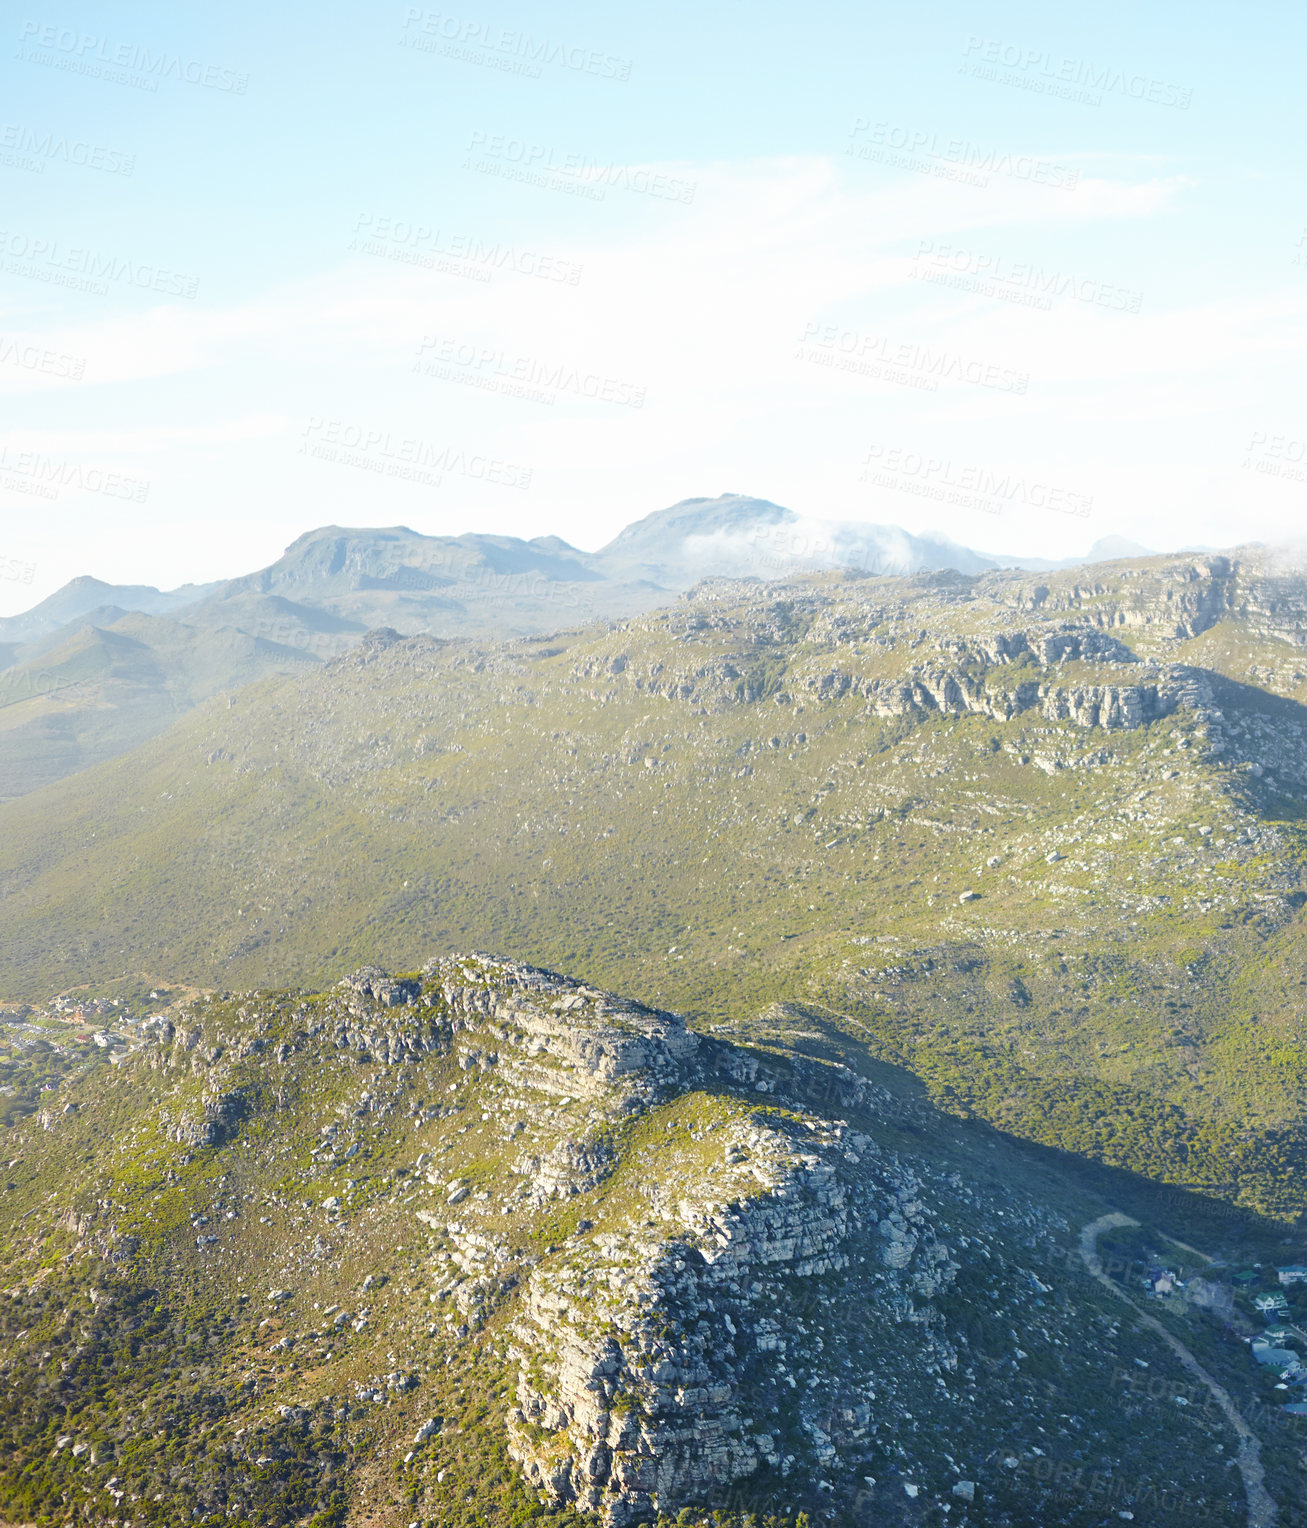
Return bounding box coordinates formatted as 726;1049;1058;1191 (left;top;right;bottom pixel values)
5;541;1307;1214
4;536;1307;1526
0;495;1150;800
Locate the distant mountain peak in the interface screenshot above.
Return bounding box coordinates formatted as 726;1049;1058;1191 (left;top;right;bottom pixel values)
0;575;209;647
1084;535;1155;561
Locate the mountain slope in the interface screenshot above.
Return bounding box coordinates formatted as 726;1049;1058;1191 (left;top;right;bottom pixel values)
0;613;331;801
0;955;1289;1528
0;574;216;645
0;501;1193;802
190;523;638;641
4;550;1307;1220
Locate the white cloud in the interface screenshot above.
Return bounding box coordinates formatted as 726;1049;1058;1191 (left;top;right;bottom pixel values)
0;152;1296;607
0;155;1197;388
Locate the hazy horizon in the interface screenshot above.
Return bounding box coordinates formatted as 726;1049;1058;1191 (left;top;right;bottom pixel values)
4;2;1304;612
0;490;1247;616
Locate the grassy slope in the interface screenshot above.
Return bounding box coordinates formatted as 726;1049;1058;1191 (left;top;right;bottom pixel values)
3;569;1307;1217
0;615;327;802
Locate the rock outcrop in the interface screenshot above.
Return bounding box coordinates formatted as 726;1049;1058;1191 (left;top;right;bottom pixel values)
8;952;1250;1528
448;977;958;1525
299;955;969;1524
849;658;1212;731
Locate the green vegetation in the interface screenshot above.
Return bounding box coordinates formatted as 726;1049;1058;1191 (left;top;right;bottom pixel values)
5;560;1307;1218
2;960;1292;1527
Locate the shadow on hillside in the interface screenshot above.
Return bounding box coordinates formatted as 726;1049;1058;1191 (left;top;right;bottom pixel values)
1005;1135;1295;1260
712;1003;1298;1262
1209;671;1307;726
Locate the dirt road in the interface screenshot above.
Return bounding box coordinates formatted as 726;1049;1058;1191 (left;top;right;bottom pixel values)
1078;1212;1277;1528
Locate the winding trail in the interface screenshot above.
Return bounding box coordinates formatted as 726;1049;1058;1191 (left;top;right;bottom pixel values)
1078;1212;1278;1528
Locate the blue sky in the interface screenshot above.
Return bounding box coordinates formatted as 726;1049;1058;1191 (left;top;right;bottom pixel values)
2;0;1304;611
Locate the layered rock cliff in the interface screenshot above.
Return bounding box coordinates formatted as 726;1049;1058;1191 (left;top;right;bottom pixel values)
507;1101;957;1524
0;953;1260;1527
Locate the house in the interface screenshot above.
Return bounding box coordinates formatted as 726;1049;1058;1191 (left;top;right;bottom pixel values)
1255;1293;1291;1316
1252;1343;1299;1370
1152;1272;1178;1295
1281;1403;1307;1416
1262;1326;1296;1344
1233;1269;1261;1287
1278;1265;1307;1287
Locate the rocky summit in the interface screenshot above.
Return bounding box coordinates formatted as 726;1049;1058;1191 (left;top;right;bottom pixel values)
0;954;1280;1528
